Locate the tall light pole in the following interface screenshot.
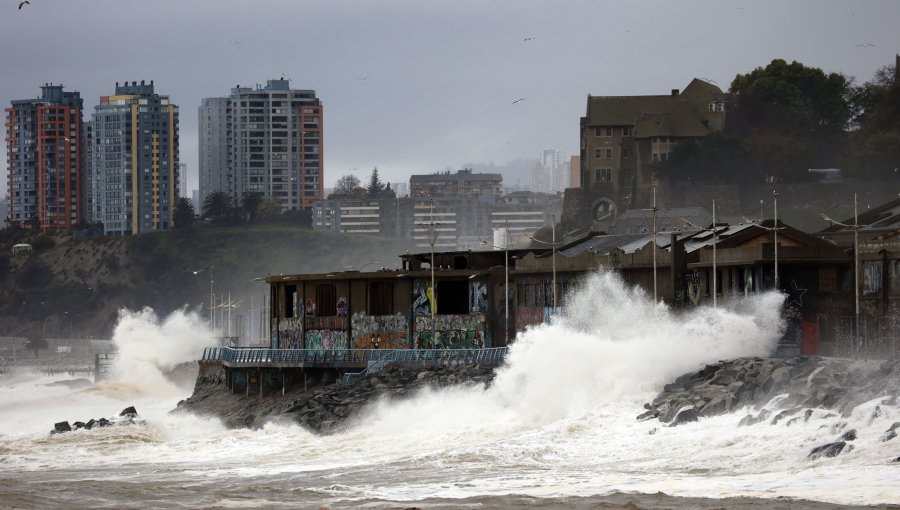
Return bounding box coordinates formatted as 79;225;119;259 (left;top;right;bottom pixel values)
822;193;867;356
743;191;782;292
552;214;557;311
192;266;214;329
481;220;510;345
429;199;437;346
642;185;659;301
773;190;779;289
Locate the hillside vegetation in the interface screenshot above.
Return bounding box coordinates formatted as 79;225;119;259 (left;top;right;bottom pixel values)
0;226;416;340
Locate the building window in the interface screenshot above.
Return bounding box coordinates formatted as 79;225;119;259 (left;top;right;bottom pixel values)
595;168;612;182
622;126;633;137
622;148;630;158
818;266;837;292
595;126;612;137
368;282;393;315
708;102;725;112
316;283;337;316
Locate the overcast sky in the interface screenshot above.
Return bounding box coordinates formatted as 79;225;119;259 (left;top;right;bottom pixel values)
2;0;899;197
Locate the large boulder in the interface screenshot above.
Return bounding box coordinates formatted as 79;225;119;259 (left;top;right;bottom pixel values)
882;422;900;442
52;421;71;434
669;407;699;427
119;406;138;418
808;441;846;460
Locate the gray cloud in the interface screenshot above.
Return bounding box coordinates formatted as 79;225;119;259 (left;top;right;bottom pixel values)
2;0;899;196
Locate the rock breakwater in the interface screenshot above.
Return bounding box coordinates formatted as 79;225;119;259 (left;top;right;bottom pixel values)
174;362;496;433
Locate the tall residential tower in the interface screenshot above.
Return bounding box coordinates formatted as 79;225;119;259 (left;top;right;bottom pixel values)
5;84;84;230
90;81;179;235
199;79;324;212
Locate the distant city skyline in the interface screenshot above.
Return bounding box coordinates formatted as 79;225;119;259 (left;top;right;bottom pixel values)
2;0;899;199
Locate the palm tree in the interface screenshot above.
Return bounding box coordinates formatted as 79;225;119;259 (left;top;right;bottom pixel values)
201;191;235;222
240;191;264;222
172;197;196;229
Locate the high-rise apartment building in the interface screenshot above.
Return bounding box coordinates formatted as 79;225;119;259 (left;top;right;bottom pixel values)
5;84;84;229
199;79;324;212
90;81;179;235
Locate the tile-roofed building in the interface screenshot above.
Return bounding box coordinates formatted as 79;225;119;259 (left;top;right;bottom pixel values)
576;78;728;228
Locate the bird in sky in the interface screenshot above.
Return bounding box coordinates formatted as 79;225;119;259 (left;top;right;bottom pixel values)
18;0;29;9
856;43;875;47
227;40;242;45
512;98;526;104
523;37;535;42
280;73;292;81
356;75;370;81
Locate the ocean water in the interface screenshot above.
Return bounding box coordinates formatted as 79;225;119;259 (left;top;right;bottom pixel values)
1;274;898;509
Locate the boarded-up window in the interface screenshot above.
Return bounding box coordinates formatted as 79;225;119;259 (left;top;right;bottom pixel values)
436;280;468;315
316;283;337;316
819;266;837;292
369;282;393;315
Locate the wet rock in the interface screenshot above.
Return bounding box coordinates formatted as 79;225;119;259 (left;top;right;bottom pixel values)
636;409;659;422
97;418;111;427
840;429;857;442
770;407;802;426
52;421;71;434
84;419;96;430
808;441;846;460
119;406;138;418
881;422;900;442
669;407;699;427
72;421;86;430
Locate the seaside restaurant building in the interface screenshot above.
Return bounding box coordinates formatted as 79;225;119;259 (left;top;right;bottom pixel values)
266;248;548;352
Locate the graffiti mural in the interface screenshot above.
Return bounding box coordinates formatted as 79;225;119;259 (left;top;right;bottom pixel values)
685;270;701;305
270;318;280;349
413;279;432;316
304;329;349;351
863;261;882;295
305;298;316;317
337;297;348;317
414;314;485;349
304;316;349;330
351;312;410;349
470;281;488;313
277;318;303;349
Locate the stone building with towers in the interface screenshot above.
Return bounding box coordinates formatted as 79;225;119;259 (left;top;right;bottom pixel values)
574;79;727;226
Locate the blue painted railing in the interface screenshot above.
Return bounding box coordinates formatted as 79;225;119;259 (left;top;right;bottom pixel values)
201;347;508;371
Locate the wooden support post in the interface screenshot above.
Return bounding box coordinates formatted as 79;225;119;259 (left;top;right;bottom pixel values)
282;369;285;396
259;368;263;398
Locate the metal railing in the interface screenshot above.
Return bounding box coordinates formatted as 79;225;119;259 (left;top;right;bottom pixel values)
202;347;509;372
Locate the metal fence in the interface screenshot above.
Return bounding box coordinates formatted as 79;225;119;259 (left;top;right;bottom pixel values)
201;347;509;368
816;314;900;359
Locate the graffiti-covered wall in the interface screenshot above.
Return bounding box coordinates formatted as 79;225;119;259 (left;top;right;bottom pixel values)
304;329;349;351
351;312;411;349
414;314;486;349
516;306;551;332
276;318;303;349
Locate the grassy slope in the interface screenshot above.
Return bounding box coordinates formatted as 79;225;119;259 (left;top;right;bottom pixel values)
0;225;416;339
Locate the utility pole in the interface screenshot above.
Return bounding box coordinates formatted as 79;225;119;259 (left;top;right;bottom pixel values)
854;193;861;356
552;213;557;312
773;190;779;289
712;198;717;309
429;199;437;347
652;185;658;301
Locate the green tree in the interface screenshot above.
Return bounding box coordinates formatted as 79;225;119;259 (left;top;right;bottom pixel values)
366;167;386;198
845;63;900;179
240;191;264;221
172;197;196;229
730;59;853;136
256;199;283;222
332;174;362;197
201;191;236;223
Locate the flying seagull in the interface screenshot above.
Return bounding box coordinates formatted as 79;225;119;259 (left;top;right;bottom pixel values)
18;0;29;9
855;43;875;47
512;98;526;105
523;37;535;42
227;40;242;45
356;75;370;81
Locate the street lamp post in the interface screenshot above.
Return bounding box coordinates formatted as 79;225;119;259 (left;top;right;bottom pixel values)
743;191;782;292
822;193;868;356
481;221;510;346
192;266;215;329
